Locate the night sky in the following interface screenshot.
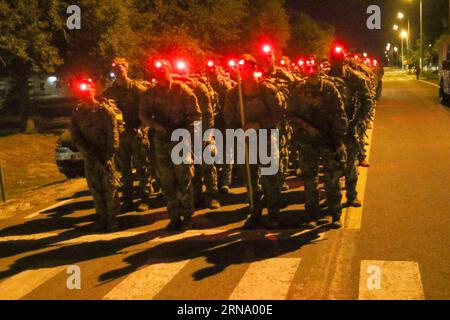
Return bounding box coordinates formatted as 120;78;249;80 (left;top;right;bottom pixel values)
286;0;450;57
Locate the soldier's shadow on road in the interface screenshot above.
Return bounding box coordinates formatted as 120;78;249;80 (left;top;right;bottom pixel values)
0;195;169;261
0;210;330;285
57;190;91;201
0;174;334;284
98;223;329;284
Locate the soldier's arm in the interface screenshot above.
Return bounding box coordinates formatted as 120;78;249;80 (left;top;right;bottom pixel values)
197;84;215;130
131;80;151;95
181;85;202;130
260;85;284;128
349;71;373;125
285;84;320;136
278;68;295;83
103;107;120;162
327;83;348;139
69;116;97;160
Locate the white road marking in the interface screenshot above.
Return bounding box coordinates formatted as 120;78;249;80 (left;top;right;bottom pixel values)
103;260;190;300
418;80;440;88
24;199;73;220
0;267;65;300
341;113;375;230
359;260;425;300
0;232;59;242
228;258;301;300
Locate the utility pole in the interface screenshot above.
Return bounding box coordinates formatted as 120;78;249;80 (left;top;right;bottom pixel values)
407;19;411;52
401;36;405;70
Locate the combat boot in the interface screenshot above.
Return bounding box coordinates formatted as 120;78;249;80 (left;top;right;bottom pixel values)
358;159;370;167
90;216;107;232
165;218;183;232
220;185;231;194
106;217;120;233
265;208;281;229
136;201;150;212
194;194;205;209
330;213;343;229
204;194;221;209
344;198;362;208
243;215;263;230
121;200;135;213
317;214;333;226
181;215;194;231
304;209;319;229
243;204;263;229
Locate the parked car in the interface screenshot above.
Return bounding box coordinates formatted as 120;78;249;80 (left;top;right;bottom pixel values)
55;130;84;179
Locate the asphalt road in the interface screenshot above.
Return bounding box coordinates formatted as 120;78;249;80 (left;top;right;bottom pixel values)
0;69;448;300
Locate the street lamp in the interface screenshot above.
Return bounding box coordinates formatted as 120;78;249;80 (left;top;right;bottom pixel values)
397;11;410;52
393;24;399;31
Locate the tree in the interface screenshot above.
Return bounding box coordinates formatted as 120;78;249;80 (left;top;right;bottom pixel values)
60;0;144;78
287;11;335;59
0;0;63;125
138;0;247;64
238;0;291;54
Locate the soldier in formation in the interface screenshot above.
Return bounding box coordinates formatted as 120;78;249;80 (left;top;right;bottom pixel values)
224;54;284;229
70;79;122;232
71;44;382;232
103;58;154;213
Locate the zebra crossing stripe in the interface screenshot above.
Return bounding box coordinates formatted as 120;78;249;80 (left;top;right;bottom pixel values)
0;267;65;300
0;232;59;242
228;258;301;300
103;260;190;300
359;260;425;300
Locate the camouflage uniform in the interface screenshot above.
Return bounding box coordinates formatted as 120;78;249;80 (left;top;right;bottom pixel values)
287;77;348;221
374;65;384;101
182;77;219;206
139;81;201;223
267;67;299;188
209;75;236;190
70;98;122;229
329;65;373;203
347;60;376;164
224;80;284;217
103;79;154;208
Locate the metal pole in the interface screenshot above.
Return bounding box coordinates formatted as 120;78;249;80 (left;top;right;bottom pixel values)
408;19;411;48
420;0;423;74
0;164;6;202
236;68;255;212
401;37;405;70
407;19;410;52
